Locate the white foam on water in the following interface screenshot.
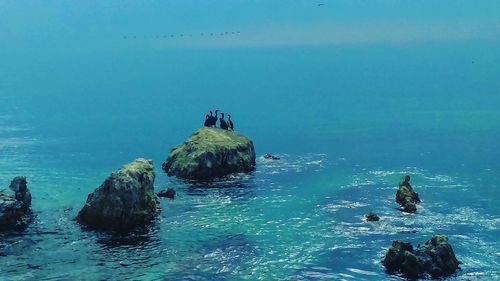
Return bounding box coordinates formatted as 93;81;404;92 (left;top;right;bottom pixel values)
257;153;328;176
346;267;378;276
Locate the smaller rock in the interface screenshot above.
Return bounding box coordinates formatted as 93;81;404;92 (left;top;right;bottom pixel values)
382;235;460;279
28;264;41;269
158;188;176;199
263;154;280;160
0;177;32;230
365;212;380;221
395;175;421;213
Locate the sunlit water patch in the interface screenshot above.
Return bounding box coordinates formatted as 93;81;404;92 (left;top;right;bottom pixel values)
1;140;499;280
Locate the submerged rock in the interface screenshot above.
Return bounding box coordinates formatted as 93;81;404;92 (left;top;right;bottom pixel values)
0;177;32;230
263;154;280;160
396;175;421;213
162;127;256;180
365;212;380;221
382;235;460;279
77;159;160;231
158;188;176;199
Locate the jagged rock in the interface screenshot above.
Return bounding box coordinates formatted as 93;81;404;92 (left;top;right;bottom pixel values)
263;154;280;160
77;159;160;231
0;177;32;230
365;212;380;221
158;188;176;199
162;128;256;180
382;235;460;279
396;175;421;213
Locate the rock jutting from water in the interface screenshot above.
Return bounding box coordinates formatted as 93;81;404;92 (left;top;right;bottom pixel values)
0;177;32;230
365;212;380;221
77;158;160;231
158;188;176;199
263;154;280;160
162;127;256;181
382;235;460;279
395;175;421;213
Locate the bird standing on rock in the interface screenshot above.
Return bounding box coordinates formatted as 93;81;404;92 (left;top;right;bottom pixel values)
203;115;211;127
227;114;234;131
211;110;219;127
219;113;229;130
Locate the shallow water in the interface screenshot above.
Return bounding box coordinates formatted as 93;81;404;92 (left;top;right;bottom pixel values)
1;1;500;280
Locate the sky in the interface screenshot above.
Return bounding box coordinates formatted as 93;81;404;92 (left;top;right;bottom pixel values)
1;1;500;53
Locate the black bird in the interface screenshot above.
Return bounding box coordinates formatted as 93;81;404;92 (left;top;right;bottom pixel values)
204;114;211;127
211;110;219;127
227;114;234;131
219;113;229;130
207;110;214;127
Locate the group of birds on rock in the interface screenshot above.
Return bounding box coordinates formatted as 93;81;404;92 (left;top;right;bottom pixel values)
204;110;234;131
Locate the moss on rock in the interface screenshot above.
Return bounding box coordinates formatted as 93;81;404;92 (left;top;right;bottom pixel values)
162;128;256;181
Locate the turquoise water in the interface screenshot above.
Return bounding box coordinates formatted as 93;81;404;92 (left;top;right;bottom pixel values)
1;1;500;280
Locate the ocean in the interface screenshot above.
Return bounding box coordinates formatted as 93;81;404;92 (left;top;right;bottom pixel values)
1;1;499;280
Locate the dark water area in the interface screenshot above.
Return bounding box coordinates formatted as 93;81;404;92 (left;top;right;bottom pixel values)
1;1;500;280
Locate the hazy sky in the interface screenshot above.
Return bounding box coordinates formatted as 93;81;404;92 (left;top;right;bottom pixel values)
1;1;499;53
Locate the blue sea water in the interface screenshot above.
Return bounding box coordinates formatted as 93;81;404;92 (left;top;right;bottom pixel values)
1;1;500;280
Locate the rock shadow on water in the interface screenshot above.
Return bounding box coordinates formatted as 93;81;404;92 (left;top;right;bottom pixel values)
88;220;161;249
169;172;258;201
0;232;38;257
0;212;58;257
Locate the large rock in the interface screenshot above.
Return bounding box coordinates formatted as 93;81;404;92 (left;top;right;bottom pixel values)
0;177;32;230
77;159;160;231
162;127;256;180
382;235;460;279
396;175;421;213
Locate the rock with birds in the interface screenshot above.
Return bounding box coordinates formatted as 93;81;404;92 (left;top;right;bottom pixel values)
162;127;256;181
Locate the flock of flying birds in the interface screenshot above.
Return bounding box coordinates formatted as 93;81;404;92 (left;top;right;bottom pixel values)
122;31;241;40
122;4;326;40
